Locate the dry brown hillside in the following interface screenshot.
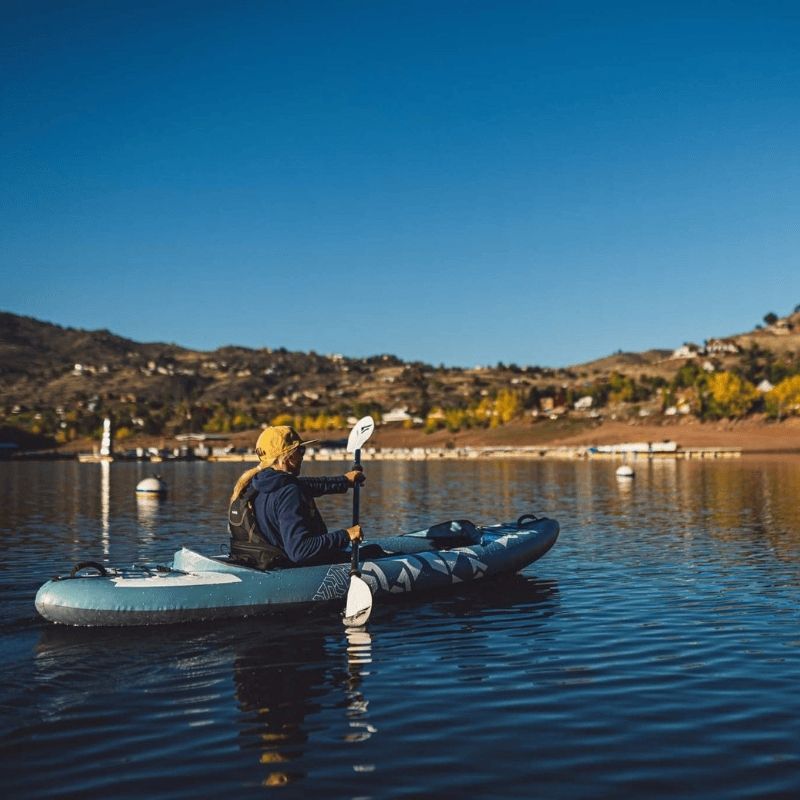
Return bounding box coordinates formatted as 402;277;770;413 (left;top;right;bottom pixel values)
2;306;800;451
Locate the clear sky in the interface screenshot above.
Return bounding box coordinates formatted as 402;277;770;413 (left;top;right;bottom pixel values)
2;1;799;367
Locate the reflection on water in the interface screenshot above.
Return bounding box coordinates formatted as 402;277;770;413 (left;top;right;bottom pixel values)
344;628;376;756
136;494;163;542
100;460;110;555
2;458;800;798
228;621;378;789
233;618;325;788
4;459;800;563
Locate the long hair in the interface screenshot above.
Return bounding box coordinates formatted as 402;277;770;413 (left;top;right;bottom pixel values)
229;451;292;504
229;464;264;505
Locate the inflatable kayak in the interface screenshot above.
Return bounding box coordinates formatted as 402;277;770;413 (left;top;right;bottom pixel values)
35;514;559;626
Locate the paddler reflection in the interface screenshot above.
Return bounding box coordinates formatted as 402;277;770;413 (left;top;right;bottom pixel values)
232;620;324;787
231;616;377;788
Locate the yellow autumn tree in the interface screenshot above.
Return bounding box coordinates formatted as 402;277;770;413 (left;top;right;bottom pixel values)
326;414;347;430
300;414;325;432
271;413;299;428
231;412;257;430
494;389;523;424
765;375;800;419
203;407;231;432
424;408;446;433
472;396;495;426
705;372;757;418
444;408;469;432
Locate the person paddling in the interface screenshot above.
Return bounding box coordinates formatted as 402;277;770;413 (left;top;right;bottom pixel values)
228;426;365;568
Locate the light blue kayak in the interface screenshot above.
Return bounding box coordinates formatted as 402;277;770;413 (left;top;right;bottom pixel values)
35;515;559;626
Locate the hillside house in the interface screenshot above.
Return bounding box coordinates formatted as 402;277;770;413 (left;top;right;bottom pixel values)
383;407;413;423
72;363;96;375
767;320;792;335
670;344;701;359
573;396;594;411
706;339;740;354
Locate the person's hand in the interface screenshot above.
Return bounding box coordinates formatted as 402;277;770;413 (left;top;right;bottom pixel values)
346;524;363;543
344;468;366;488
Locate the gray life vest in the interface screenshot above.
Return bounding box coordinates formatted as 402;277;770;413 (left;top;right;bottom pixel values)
228;484;288;570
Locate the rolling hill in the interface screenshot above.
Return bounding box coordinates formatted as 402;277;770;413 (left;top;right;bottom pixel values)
2;307;799;448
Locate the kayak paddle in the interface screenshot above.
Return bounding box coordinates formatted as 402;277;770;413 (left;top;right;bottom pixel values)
343;415;375;628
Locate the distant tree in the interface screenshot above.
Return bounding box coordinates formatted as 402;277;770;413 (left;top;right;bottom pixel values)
494;389;522;423
672;362;703;390
424;409;446;434
523;386;542;410
704;372;757;419
203;406;231;433
763;312;779;326
472;396;494;427
608;372;636;403
444;408;468;433
231;412;257;431
765;376;800;419
589;381;610;407
114;426;133;441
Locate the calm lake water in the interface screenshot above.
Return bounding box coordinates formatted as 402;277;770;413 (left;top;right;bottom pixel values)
1;457;800;799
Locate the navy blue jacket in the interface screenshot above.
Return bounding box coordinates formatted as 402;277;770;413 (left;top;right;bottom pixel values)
250;468;350;565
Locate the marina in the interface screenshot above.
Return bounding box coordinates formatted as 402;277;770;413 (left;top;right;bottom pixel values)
35;420;747;464
208;442;743;462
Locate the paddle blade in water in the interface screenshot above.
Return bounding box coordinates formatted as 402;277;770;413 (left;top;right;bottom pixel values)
343;575;372;628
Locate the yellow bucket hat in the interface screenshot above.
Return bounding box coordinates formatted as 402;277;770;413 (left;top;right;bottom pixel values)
255;426;317;466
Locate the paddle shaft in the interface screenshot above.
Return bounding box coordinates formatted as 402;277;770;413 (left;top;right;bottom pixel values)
350;447;361;576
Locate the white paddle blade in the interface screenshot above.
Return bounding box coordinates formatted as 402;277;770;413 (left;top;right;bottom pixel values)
347;416;375;453
343;575;373;627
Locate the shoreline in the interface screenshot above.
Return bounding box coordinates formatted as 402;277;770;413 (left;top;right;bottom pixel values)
10;417;800;461
208;443;745;462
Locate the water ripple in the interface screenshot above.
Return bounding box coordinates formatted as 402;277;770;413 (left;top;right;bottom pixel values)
2;460;800;798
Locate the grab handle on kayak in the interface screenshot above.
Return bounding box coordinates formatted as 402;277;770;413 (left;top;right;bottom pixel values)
68;561;109;578
516;514;540;528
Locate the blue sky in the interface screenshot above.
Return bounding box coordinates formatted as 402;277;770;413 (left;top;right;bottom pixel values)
2;1;799;367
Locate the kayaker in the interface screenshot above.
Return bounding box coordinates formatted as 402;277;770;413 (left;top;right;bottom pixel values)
228;425;365;567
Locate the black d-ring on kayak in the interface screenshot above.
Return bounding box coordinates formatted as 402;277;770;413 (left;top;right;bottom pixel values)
69;561;109;578
517;513;540;528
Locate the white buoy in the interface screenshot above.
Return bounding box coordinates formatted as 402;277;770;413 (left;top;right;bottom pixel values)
136;475;167;496
616;465;635;478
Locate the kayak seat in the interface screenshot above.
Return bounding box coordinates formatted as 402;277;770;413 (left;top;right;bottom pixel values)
417;519;480;542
